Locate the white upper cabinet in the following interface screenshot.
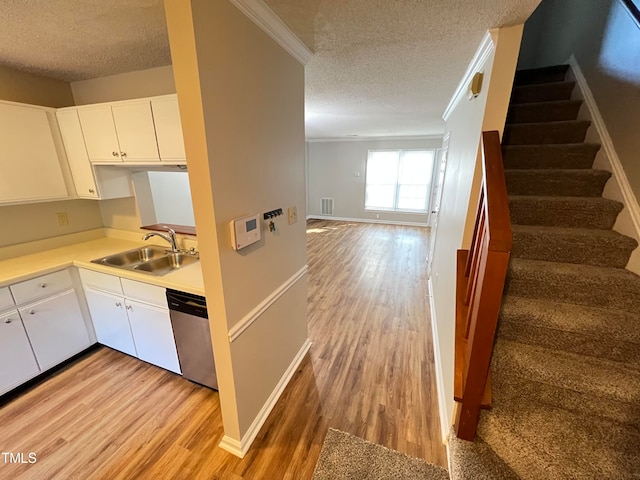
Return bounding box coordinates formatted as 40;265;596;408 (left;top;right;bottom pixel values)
151;96;186;161
77;105;122;162
111;101;160;162
56;109;100;198
0;102;68;204
78;101;160;163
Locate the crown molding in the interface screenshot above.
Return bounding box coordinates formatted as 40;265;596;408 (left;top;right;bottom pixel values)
442;29;497;122
228;0;313;65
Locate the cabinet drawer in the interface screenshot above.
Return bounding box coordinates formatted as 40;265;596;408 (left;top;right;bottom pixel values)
10;270;72;304
0;287;14;310
79;269;123;295
121;278;166;306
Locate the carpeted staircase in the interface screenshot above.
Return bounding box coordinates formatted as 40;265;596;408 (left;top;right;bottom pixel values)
450;65;640;479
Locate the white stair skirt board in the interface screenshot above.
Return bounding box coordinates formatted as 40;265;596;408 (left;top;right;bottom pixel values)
218;338;312;458
307;215;429;228
428;276;451;444
567;55;640;274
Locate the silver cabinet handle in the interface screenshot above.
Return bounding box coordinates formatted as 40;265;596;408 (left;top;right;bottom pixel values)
89;188;95;194
115;302;122;307
4;319;12;324
112;151;119;157
121;152;127;158
126;305;132;311
40;283;47;288
29;310;35;315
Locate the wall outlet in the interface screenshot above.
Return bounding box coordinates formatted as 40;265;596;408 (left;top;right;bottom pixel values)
56;212;69;226
288;206;297;225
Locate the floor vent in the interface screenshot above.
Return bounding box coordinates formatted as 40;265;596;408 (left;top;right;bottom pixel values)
321;198;334;215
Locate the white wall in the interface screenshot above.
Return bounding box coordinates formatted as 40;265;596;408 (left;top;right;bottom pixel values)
147;171;195;226
308;138;442;225
165;0;308;456
430;25;523;439
71;65;175;105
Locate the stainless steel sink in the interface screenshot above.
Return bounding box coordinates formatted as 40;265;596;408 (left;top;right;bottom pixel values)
91;246;199;276
133;253;199;276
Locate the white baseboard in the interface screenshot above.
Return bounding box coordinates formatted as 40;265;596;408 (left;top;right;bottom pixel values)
567;55;640;274
428;276;450;443
307;215;429;227
218;338;312;458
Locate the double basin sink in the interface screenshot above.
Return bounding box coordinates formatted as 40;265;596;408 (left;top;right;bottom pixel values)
91;245;199;276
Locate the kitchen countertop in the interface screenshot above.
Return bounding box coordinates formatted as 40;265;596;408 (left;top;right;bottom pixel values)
0;237;205;296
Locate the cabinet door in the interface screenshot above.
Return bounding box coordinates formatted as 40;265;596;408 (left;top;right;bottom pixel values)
20;290;90;371
0;102;67;203
112;102;160;162
126;299;181;374
56;109;99;198
0;310;41;395
84;288;136;356
78;106;121;162
151;97;186;161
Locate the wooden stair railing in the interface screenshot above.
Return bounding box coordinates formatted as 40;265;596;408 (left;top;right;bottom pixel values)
454;130;512;441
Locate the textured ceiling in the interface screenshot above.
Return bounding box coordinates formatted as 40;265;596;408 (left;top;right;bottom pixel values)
0;0;540;138
265;0;541;138
0;0;170;81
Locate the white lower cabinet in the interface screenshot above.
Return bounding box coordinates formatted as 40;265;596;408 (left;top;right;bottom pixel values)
0;310;41;396
20;290;91;371
126;299;181;374
84;288;137;357
80;270;180;374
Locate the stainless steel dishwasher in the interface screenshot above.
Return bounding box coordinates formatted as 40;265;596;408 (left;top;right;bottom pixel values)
166;289;218;390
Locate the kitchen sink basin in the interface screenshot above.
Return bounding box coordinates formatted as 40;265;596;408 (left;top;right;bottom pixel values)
91;246;199;276
133;253;199;275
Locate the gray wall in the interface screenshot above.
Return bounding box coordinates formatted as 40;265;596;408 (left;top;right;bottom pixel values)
308;138;443;225
519;0;640;203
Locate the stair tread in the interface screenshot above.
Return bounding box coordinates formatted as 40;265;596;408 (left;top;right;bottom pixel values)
500;295;640;346
492;339;640;403
511;223;636;243
478;387;640;480
509;194;621;205
508;257;640;282
508;99;581;108
514;65;569;86
512;80;575;90
505;119;590;128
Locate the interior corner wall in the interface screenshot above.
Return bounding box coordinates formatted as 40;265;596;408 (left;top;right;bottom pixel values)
518;0;640;203
308;138;443;224
430;24;523;433
165;0;308;448
71;65;176;105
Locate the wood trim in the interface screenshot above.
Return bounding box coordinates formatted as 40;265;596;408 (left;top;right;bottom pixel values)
482;131;512;253
219;338;312;457
228;266;308;342
307;215;429;227
141;223;196;236
227;0;313;65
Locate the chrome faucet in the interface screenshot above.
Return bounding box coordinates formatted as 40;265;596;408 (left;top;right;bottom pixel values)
142;226;180;253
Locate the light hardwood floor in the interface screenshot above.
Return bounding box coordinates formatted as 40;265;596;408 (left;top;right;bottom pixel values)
0;220;447;479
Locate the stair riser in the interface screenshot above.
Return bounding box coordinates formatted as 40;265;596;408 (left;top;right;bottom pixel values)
511;233;633;268
497;322;640;367
502;145;599;170
514;66;569;86
507;102;581;124
511;82;575;104
505;272;640;310
503;122;590;145
509;200;621;229
488;374;640;429
506;171;609;197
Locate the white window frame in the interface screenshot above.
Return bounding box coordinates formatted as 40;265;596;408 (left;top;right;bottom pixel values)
364;148;435;214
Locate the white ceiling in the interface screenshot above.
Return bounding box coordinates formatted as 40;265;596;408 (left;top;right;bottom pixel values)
0;0;540;139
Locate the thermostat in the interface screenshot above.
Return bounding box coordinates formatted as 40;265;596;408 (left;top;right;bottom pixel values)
230;214;261;251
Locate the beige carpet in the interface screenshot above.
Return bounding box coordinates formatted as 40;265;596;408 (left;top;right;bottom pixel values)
312;428;449;480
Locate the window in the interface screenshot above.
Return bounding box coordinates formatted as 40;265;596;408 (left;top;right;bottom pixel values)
365;149;435;213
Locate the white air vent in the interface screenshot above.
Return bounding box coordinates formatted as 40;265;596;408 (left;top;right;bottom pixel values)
321;197;334;215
